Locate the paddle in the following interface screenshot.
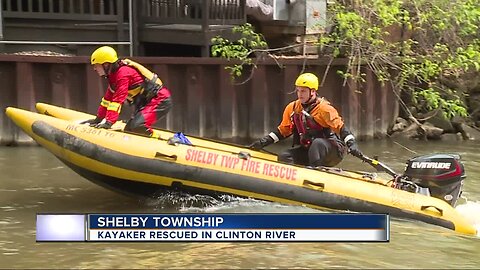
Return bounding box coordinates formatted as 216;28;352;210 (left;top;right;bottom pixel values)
355;153;399;178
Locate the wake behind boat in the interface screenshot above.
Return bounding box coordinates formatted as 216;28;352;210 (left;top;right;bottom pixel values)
4;104;477;235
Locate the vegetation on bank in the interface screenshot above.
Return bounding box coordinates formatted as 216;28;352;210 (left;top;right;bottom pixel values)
211;0;480;139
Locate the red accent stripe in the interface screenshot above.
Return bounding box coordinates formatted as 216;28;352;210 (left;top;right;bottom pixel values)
436;160;462;180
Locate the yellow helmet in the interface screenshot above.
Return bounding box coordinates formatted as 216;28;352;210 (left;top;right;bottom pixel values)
90;46;118;65
295;73;319;90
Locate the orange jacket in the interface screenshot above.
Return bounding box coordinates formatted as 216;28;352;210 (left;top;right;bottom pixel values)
277;98;345;138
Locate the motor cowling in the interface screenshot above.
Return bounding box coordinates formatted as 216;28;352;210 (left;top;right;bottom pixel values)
403;154;466;206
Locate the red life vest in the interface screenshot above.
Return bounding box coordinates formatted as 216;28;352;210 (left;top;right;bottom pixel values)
109;59;163;103
291;100;325;147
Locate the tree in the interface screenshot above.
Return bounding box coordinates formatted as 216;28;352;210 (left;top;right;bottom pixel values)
212;0;480;121
211;23;268;80
321;0;480;120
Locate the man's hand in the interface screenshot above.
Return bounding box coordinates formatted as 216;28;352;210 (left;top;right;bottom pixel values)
248;140;264;151
248;135;274;151
79;117;102;126
93;121;113;129
346;139;363;158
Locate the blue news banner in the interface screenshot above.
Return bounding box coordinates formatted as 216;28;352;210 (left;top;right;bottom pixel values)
36;213;389;242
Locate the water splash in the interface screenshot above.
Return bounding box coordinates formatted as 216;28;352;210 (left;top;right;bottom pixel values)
143;190;224;210
183;195;275;213
455;200;480;236
141;191;310;213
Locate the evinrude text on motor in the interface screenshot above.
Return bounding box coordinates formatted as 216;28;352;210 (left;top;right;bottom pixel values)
401;154;465;207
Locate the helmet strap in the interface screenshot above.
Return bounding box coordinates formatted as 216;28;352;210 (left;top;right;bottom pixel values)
303;89;317;105
100;63;109;76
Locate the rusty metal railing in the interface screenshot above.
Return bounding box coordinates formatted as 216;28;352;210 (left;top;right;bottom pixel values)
140;0;246;25
2;0;122;20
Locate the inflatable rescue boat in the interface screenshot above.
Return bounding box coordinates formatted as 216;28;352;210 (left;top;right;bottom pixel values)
4;103;477;235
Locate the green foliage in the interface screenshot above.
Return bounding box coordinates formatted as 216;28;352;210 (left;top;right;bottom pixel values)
211;1;479;120
413;88;468;118
318;0;480;119
211;23;268;78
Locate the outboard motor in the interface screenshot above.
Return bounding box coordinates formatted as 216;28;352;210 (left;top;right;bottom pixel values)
402;154;466;206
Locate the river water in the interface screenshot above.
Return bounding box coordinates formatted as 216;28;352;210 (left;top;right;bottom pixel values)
1;139;479;269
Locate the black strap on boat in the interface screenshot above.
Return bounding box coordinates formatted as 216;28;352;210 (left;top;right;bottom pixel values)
155;152;177;161
302;180;325;191
420;205;443;216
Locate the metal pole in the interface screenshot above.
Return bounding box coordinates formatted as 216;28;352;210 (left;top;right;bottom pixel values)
128;0;133;57
0;0;3;40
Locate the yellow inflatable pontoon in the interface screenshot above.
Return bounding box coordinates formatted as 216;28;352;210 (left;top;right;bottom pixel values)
3;103;477;235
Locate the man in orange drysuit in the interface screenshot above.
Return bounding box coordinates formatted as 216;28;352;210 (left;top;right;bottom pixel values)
82;46;172;138
249;72;363;167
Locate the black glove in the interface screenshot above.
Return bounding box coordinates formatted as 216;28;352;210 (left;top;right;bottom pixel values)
93;121;113;129
249;135;274;150
80;117;102;126
346;139;363;158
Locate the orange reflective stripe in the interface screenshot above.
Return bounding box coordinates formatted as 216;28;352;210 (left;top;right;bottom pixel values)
107;101;122;113
100;98;109;108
